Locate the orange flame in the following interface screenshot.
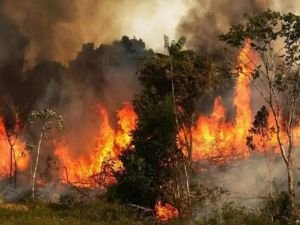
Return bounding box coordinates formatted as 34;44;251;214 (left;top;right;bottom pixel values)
155;201;179;221
54;103;137;186
0;117;29;178
183;39;276;164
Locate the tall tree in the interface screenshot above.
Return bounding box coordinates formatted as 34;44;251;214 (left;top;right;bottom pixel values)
28;109;64;199
220;10;300;215
140;37;219;161
0;96;25;188
112;98;184;210
112;38;220;216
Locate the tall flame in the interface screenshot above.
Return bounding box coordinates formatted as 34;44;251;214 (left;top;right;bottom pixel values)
187;39;297;164
54;103;137;186
188;40;254;162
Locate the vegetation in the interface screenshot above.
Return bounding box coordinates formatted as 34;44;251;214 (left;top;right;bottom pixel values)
111;36;222;217
111;98;183;208
0;97;23;188
28;109;64;200
0;193;294;225
0;200;148;225
220;10;300;216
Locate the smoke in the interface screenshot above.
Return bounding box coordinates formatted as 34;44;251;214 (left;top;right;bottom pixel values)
0;12;28;105
196;151;300;210
177;0;300;57
1;0;188;68
50;38;149;155
177;0;270;59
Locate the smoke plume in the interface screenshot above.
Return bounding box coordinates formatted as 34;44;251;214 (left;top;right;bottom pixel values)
1;0;188;68
177;0;270;59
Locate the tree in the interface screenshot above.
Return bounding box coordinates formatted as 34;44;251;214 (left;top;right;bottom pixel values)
140;37;219;212
0;97;25;188
220;10;300;215
112;37;220;216
138;36;219;160
28;109;64;199
161;36;219;162
112;98;185;211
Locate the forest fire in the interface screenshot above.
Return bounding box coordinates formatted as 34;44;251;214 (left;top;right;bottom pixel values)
0;40;288;187
0;118;29;178
188;39;280;163
54;103;137;187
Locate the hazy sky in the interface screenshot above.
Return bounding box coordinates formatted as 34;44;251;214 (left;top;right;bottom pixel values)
2;0;299;66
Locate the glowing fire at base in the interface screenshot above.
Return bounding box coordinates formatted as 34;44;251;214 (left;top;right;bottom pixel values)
54;102;137;186
155;201;179;221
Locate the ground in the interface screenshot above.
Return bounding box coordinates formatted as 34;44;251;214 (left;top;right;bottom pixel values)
0;200;155;225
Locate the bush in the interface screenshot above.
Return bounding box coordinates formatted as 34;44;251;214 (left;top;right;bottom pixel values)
195;202;279;225
262;192;294;225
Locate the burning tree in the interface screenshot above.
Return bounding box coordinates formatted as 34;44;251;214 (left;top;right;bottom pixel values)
112;37;221;218
220;10;300;216
112;98;184;208
28;109;64;199
0;96;27;188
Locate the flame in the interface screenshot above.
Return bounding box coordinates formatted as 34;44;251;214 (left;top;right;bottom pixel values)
0;117;29;178
187;39;295;163
54;103;137;186
155;201;179;221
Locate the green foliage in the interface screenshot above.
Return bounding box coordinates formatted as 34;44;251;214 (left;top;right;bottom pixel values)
138;42;219;127
111;97;183;207
196;202;279;225
111;37;220;214
262;192;293;225
0;200;149;225
246;106;274;151
164;35;186;57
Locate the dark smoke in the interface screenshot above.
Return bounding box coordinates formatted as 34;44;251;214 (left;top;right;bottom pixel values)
53;37;150;155
2;0;78;68
1;0;155;68
177;0;270;60
0;13;28;105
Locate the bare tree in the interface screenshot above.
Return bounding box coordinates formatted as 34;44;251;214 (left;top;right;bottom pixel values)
28;109;64;199
220;10;300;214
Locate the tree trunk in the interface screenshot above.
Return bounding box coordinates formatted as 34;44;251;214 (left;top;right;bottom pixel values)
13;148;17;188
10;145;13;185
286;161;297;214
32;132;43;200
183;161;192;214
169;55;192;214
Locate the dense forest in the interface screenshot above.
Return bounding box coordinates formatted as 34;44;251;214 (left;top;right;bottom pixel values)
0;1;299;224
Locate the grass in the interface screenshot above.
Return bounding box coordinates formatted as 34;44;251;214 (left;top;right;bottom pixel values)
0;200;154;225
0;197;284;225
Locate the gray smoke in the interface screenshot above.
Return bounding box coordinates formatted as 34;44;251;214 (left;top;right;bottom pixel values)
177;0;270;59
